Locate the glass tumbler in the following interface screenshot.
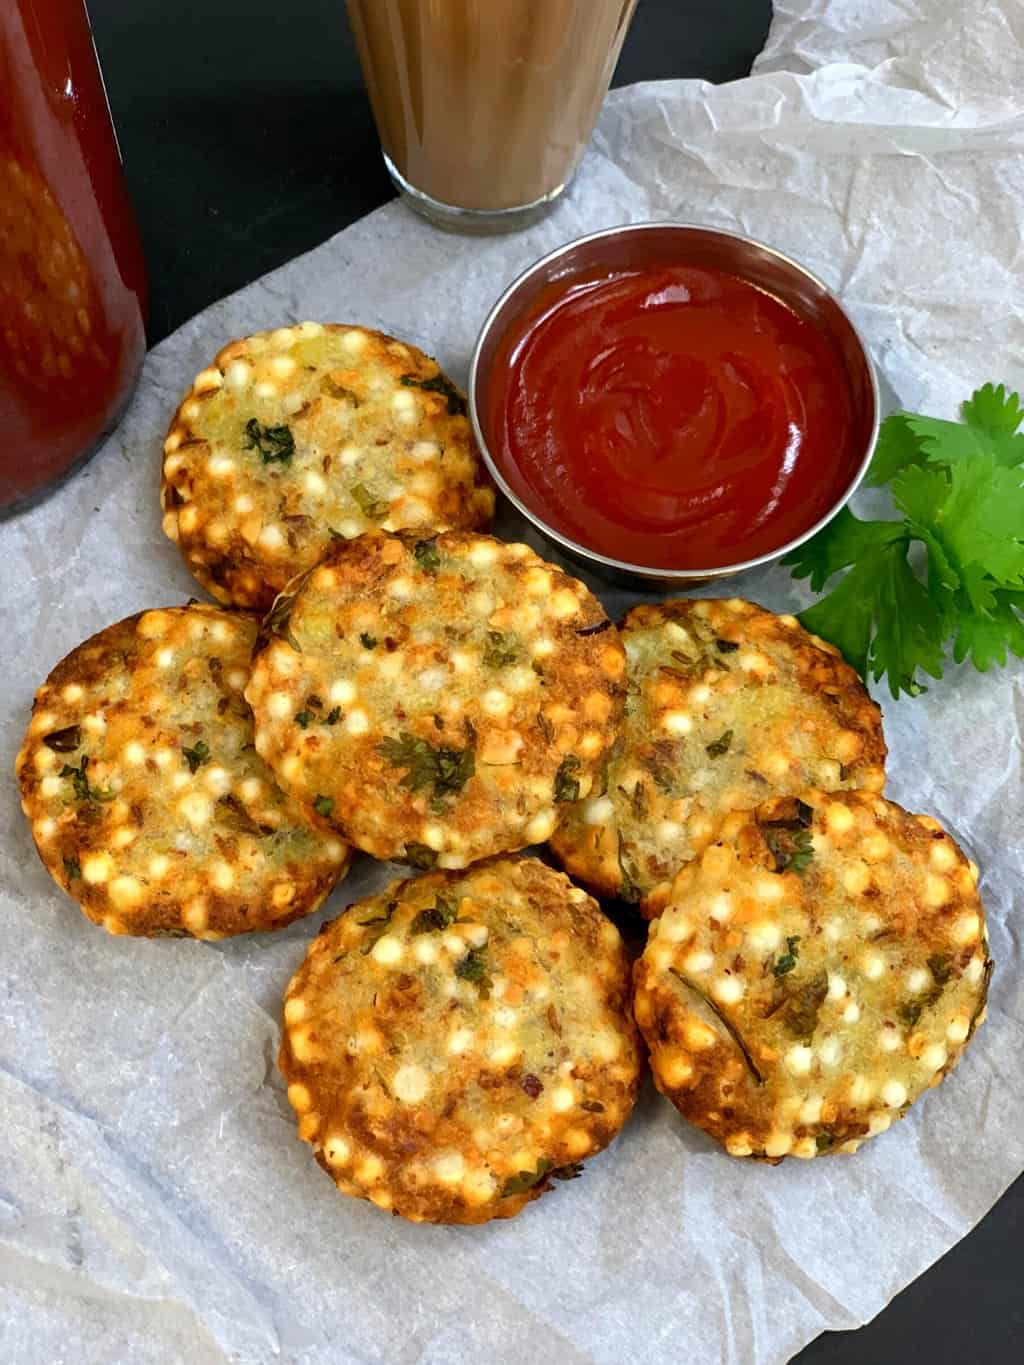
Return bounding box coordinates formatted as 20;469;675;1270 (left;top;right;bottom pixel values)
346;0;639;233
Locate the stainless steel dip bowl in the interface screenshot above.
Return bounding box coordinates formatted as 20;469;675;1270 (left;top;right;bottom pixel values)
468;222;880;587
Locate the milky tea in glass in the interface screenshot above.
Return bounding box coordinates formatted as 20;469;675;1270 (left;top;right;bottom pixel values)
346;0;638;232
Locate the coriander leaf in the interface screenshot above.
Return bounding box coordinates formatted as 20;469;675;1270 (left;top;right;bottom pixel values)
928;953;953;985
647;757;676;794
933;455;1024;586
59;759;86;798
962;382;1024;450
359;900;397;954
781;969;828;1043
892;462;951;528
906;414;996;464
455;946;491;995
959;562;998;615
359;632;377;649
783;506;906;594
295;710;312;729
772;936;801;977
400;372;467;416
182;739;210;772
866;413;929;487
404;842;438;869
482;631;519;669
705;729;733;759
789;384;1024;698
553;755;581;803
797;546;890;679
952;588;1024;671
60;755;113;802
413;538;441;574
378;732;475;800
63;857;81;880
871;539;949;695
764;828;815;874
351;482;389;520
410;896;459;935
325;706;341;725
322;376;360;406
502;1159;552;1197
313;794;334;819
913;526;961;629
798;538;946;698
908;401;1024;471
243;418;294;464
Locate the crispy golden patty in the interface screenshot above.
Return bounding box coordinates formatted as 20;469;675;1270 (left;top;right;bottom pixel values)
245;531;626;867
15;605;351;937
280;856;642;1224
550;598;887;915
161;323;495;610
633;790;991;1160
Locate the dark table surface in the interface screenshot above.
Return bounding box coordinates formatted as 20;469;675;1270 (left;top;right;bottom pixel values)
89;1;1022;1360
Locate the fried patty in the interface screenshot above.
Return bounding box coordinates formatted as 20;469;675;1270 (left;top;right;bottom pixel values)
633;790;991;1160
15;605;351;937
279;856;641;1224
549;598;887;915
245;531;626;867
161;323;495;610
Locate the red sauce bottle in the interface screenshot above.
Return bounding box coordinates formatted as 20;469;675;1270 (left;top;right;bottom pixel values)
1;0;147;513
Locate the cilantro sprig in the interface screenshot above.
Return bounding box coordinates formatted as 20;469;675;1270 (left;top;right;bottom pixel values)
243;418;294;464
377;732;475;803
784;383;1024;697
60;755;113;803
400;371;467;416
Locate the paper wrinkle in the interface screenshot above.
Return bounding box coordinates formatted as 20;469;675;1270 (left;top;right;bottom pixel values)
0;1071;281;1360
3;1;1024;1361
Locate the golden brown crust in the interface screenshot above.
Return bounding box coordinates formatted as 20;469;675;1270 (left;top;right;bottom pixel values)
279;856;642;1224
633;790;991;1160
15;605;351;937
549;598;887;914
160;323;495;610
245;531;626;867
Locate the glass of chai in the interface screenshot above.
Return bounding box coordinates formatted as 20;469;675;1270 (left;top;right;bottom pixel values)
346;0;639;233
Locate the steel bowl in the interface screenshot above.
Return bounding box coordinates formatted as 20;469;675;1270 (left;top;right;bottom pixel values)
468;221;879;587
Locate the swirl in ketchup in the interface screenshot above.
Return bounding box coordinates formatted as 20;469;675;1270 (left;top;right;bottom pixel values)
486;264;860;569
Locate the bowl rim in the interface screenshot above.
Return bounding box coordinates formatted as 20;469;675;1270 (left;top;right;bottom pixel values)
467;219;881;582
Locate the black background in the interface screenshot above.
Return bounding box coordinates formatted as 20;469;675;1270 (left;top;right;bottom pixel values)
87;1;1023;1360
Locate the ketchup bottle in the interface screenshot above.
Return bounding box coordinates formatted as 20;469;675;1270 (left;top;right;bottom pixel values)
1;0;147;513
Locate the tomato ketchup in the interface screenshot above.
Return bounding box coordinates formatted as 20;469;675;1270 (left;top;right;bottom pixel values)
0;0;147;512
486;263;860;568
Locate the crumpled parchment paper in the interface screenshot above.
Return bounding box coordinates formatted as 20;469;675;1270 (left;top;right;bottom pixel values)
2;2;1022;1362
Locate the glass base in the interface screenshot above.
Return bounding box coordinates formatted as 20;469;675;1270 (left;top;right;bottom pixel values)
383;154;568;235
